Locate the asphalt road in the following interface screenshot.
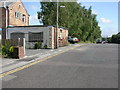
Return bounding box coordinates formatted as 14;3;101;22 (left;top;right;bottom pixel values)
2;44;118;88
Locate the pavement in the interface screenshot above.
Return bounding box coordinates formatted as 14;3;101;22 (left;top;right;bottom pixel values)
0;43;86;74
1;44;118;88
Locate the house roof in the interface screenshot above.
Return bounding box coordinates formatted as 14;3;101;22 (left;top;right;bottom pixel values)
8;25;69;30
8;25;49;28
0;0;19;7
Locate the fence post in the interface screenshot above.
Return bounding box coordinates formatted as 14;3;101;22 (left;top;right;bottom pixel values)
23;38;25;55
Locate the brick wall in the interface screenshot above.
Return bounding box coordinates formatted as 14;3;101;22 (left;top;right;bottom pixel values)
0;7;6;28
2;39;25;59
58;28;68;47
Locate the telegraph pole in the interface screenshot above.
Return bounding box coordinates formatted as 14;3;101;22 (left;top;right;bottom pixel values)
56;0;59;48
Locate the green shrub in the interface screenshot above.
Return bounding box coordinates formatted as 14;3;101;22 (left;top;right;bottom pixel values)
106;37;112;43
1;44;14;57
43;45;47;49
1;45;7;56
34;42;42;49
111;34;120;44
8;46;14;57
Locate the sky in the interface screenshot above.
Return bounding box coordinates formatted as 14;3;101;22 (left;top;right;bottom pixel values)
80;2;118;37
22;0;118;37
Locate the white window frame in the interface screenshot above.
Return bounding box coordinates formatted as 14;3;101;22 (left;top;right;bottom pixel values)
15;12;21;20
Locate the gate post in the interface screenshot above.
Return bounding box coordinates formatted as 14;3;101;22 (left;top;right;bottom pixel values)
23;38;25;55
18;38;20;46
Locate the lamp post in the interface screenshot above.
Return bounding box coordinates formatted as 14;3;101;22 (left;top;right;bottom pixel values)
91;18;93;43
56;1;65;49
56;0;59;49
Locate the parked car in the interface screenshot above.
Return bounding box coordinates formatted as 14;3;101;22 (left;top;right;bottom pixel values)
102;40;108;44
96;38;102;44
68;36;79;44
96;39;102;44
96;40;108;44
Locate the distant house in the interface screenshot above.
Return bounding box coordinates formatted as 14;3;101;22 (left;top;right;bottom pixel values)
7;25;68;49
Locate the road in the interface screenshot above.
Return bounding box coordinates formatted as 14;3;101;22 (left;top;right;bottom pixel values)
2;44;118;88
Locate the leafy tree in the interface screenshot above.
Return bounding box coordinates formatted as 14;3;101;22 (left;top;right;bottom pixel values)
38;1;101;42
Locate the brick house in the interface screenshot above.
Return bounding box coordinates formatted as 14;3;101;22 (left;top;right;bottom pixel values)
0;0;29;39
0;0;29;26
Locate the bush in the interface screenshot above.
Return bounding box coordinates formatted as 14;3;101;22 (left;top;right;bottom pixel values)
8;46;14;57
111;34;120;44
106;37;111;43
1;44;14;57
34;42;42;49
43;45;47;49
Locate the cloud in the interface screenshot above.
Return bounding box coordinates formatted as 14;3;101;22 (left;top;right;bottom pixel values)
29;14;40;25
100;18;112;23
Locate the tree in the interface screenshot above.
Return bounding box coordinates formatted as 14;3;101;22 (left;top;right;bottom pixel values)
111;34;120;44
38;1;101;42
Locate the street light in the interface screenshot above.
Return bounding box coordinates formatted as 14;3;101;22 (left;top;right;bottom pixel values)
56;0;58;49
56;1;65;49
60;6;65;8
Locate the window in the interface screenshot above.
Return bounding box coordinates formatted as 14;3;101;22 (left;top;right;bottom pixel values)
18;5;21;8
11;32;25;39
15;12;21;19
22;14;26;22
60;29;62;33
29;32;43;42
60;29;62;39
15;12;17;18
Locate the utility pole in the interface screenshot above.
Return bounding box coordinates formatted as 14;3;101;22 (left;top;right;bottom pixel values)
56;1;65;49
56;0;59;49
